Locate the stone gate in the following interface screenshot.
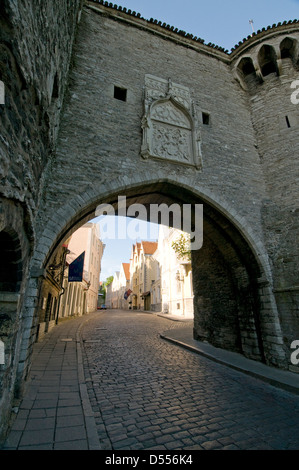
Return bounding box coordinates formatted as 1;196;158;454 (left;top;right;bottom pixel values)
0;0;299;440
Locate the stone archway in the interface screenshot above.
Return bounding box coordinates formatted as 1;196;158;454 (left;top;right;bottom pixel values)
0;199;32;441
0;228;23;378
23;178;287;377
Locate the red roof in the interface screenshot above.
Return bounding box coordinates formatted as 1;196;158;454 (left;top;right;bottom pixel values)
141;241;158;255
122;263;130;280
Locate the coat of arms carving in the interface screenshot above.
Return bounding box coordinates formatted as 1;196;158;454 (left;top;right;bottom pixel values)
141;75;202;170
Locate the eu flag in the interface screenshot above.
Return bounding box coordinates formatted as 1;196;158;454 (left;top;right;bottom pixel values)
68;252;85;282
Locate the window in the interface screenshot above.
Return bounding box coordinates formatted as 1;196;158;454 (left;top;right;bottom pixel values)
237;57;256;80
114;86;127;102
258;45;278;77
202;112;210;125
280;37;296;60
52;73;59;100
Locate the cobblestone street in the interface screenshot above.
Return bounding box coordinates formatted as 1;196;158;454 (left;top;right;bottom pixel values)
81;310;299;450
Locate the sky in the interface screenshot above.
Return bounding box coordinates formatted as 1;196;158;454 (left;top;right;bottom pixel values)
92;216;159;282
91;0;299;282
109;0;299;51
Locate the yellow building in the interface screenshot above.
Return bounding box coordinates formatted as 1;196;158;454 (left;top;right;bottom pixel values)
129;241;158;310
59;223;104;317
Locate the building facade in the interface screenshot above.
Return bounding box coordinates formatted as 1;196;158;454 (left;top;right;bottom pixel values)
61;223;104;316
152;227;194;318
1;0;299;441
129;241;158;311
119;263;131;310
106;262;138;310
107;272;120;309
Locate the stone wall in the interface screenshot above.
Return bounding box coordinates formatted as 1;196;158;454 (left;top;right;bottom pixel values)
231;29;299;367
1;0;299;443
0;198;31;442
27;2;289;370
0;0;82;442
23;3;297;373
34;4;267;251
0;0;83;221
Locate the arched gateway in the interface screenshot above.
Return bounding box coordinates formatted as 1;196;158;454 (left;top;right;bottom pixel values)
30;176;284;366
1;0;299;441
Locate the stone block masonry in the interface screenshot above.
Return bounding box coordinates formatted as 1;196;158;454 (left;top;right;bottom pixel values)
31;4;299;371
0;0;83;442
1;0;299;443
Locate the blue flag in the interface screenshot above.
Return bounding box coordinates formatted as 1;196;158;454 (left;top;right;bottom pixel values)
68;252;85;282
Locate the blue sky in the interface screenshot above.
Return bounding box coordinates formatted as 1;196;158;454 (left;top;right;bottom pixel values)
110;0;299;51
91;0;299;282
92;216;160;282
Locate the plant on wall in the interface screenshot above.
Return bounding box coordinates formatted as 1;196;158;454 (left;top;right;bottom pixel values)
171;233;191;261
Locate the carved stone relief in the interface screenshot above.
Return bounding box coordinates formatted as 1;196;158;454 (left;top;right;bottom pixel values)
141;74;202;169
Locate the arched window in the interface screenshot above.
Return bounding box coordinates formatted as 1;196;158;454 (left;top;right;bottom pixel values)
0;230;22;292
258;45;278;77
280;37;297;60
0;229;22;374
237;57;256;78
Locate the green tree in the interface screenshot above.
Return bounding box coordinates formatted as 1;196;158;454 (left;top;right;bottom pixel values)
104;276;114;287
101;276;114;302
171;233;191;261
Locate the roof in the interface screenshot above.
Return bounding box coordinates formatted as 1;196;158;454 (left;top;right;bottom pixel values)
122;263;130;280
141;241;158;255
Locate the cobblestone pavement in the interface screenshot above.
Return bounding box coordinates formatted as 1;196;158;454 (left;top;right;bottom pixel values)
81;310;299;451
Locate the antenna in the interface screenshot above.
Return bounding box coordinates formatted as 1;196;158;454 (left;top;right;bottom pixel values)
249;19;255;34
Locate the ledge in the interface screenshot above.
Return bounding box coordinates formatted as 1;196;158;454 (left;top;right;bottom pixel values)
0;292;20;303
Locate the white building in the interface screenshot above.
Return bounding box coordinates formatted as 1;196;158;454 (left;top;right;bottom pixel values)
152;226;194;318
106;262;131;309
108;271;120;309
119;263;131;310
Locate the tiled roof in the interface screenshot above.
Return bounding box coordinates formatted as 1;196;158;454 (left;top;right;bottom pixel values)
122;262;130;280
141;241;158;255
